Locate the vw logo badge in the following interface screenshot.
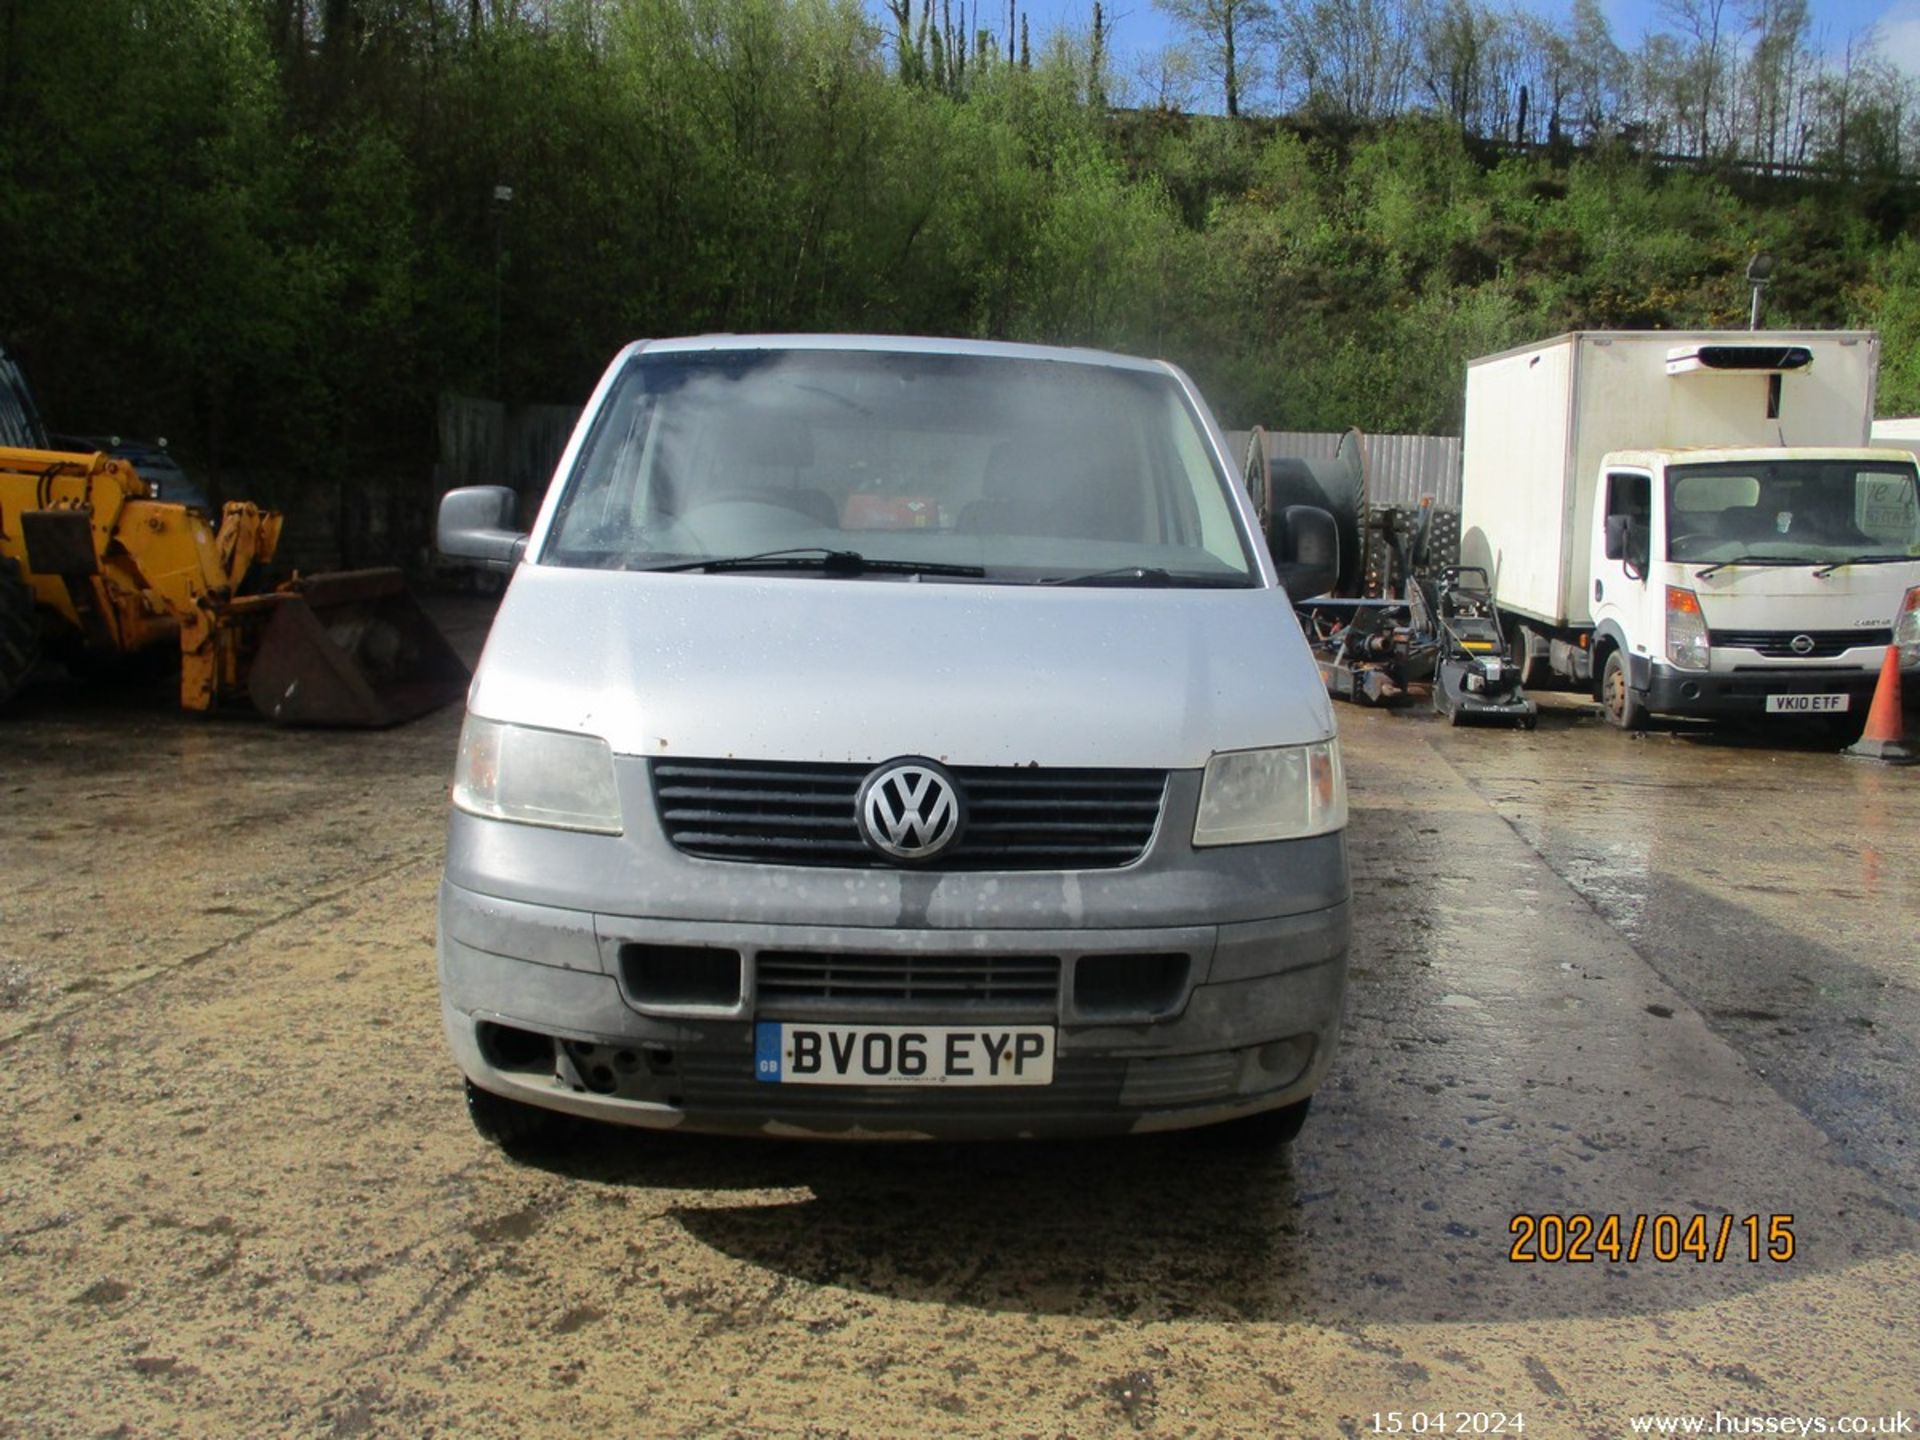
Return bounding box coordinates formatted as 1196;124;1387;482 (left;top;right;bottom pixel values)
1790;633;1816;655
857;758;965;862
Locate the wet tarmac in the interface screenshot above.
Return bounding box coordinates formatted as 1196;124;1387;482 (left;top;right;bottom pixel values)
0;602;1915;1437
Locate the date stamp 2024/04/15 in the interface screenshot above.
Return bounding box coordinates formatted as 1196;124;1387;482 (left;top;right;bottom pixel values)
1508;1213;1796;1264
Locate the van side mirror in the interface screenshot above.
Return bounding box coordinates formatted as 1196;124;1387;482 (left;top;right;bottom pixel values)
1269;504;1339;598
438;486;528;572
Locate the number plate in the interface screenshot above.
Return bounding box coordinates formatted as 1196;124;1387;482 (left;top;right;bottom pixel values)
754;1022;1055;1086
1765;693;1849;713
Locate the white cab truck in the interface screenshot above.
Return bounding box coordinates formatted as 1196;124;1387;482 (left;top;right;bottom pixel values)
1459;331;1920;730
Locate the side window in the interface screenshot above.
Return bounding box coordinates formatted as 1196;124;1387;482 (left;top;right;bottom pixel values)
1606;471;1650;522
548;385;653;553
1605;470;1652;573
1169;398;1242;564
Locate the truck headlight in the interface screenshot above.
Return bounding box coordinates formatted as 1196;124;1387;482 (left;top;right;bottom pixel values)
1193;740;1346;847
452;714;623;834
1666;585;1709;671
1897;585;1920;663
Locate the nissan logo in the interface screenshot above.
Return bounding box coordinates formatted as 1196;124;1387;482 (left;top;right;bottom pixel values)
1790;634;1816;655
857;759;965;862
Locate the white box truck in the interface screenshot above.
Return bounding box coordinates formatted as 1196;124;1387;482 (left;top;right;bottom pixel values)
1458;331;1920;730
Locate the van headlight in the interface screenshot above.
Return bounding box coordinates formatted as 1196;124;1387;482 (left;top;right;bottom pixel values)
452;714;623;834
1193;740;1347;847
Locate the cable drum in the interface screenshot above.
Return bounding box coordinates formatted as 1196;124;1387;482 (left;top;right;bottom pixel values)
1241;426;1273;525
1254;427;1371;597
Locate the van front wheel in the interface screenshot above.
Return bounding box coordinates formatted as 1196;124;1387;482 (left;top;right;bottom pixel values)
1214;1096;1312;1148
465;1079;570;1154
1600;651;1647;731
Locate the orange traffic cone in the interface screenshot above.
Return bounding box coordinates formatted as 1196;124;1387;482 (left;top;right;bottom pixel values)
1845;644;1917;764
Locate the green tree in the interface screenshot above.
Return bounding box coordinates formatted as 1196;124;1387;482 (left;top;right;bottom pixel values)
1153;0;1274;117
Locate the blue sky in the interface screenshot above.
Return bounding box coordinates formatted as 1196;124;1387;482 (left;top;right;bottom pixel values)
911;0;1920;90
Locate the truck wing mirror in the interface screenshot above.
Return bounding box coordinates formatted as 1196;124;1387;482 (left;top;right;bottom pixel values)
1269;504;1339;598
438;486;528;572
1603;514;1649;577
1603;513;1629;560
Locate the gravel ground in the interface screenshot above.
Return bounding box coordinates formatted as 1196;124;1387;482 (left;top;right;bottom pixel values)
1;601;1914;1438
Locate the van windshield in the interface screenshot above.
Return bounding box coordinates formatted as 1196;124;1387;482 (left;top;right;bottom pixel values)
1665;459;1920;565
541;348;1257;585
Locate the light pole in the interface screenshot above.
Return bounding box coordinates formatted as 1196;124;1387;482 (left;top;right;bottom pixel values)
1746;252;1775;331
492;183;514;398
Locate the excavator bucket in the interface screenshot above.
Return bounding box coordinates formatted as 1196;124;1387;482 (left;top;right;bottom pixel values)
246;568;470;727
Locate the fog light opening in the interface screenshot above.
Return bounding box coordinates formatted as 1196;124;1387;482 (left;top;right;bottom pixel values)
1240;1035;1316;1095
477;1021;556;1075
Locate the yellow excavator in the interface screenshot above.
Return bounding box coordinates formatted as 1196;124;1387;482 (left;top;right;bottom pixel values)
0;344;468;725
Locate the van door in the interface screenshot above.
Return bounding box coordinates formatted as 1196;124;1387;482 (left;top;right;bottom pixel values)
1593;468;1656;667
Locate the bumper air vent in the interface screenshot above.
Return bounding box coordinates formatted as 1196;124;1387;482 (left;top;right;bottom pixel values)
755;951;1061;1011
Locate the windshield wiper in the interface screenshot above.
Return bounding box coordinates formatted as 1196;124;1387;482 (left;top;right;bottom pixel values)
1039;566;1243;587
1811;554;1914;578
1041;566;1173;587
646;547;985;578
1693;558;1814;579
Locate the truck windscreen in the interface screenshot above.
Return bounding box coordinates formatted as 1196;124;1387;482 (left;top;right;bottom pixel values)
1665;459;1920;565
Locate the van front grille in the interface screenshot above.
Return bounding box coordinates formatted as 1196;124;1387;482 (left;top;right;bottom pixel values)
651;759;1166;870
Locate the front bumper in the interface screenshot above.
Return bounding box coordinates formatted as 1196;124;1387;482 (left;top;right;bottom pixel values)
438;880;1350;1140
1642;660;1917;718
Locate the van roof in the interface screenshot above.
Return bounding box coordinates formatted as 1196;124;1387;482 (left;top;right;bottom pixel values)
627;333;1174;375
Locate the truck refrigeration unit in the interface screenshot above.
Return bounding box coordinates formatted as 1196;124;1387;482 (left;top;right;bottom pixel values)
1458;331;1920;732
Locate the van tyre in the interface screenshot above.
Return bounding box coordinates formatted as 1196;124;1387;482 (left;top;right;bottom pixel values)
0;555;42;707
465;1079;570;1154
1509;621;1541;689
1600;650;1646;731
1217;1096;1312;1148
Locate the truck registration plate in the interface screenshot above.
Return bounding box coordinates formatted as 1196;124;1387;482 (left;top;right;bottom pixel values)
754;1022;1054;1086
1765;694;1849;714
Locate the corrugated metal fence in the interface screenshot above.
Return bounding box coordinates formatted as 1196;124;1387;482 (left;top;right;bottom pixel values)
1225;429;1462;509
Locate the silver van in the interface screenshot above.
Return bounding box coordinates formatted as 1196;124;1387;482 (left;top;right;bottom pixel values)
435;335;1350;1148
